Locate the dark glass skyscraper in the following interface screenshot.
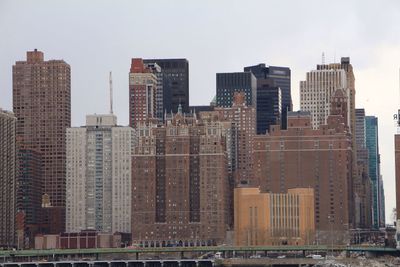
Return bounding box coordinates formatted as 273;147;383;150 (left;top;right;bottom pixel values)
244;64;291;129
365;116;383;228
256;79;282;134
143;59;189;114
216;72;257;108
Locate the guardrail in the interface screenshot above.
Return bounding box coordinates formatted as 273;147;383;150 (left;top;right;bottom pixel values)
0;245;397;259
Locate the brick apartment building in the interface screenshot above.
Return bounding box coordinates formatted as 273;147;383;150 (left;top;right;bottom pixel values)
131;107;230;246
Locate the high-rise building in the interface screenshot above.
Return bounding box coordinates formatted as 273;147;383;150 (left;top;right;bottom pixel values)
253;110;353;239
66;114;133;233
300;57;356;144
213;92;256;186
354;108;373;228
234;187;315;246
216;72;257;108
365;116;383;228
255;80;282;134
13;49;71;232
244;64;291;129
378;175;385;227
129;58;157;127
15;148;42;248
0;109;17;247
355;109;367;150
144;62;163;121
325;58;356;140
300;64;348;130
143;59;189;114
131;110;230;246
394;133;400;248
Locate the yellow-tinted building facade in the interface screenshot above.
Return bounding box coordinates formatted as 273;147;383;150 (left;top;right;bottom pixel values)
234;187;315;246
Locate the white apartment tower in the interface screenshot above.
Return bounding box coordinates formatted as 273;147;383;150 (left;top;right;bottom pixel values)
66;114;133;233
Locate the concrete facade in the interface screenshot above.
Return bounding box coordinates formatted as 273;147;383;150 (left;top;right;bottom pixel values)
66;114;133;233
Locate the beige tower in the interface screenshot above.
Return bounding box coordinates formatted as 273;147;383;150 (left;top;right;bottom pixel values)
0;109;17;247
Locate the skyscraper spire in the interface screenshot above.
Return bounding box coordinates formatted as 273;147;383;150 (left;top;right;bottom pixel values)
109;71;113;114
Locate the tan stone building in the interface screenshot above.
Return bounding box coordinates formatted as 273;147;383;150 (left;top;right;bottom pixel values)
234;187;315;246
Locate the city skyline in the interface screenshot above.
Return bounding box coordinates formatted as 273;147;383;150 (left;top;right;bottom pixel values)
1;0;400;225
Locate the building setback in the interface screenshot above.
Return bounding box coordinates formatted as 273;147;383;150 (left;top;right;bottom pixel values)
66;114;133;233
143;59;189;114
244;64;291;130
129;58;157;127
131;109;230;246
13;49;71;233
234;187;315;246
0;109;17;247
253;111;353;239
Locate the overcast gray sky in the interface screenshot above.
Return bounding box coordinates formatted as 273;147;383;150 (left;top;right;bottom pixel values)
1;0;400;223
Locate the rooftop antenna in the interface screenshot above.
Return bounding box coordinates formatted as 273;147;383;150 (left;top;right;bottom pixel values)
322;52;325;64
109;71;113;114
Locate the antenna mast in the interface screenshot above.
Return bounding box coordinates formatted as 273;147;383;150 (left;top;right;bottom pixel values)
109;71;113;114
322;52;325;64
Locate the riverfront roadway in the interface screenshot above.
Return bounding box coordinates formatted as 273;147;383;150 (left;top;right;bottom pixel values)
0;246;398;262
